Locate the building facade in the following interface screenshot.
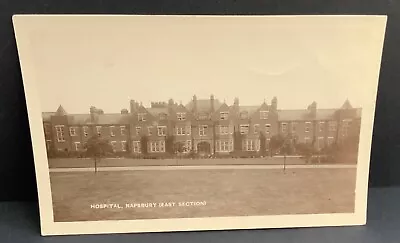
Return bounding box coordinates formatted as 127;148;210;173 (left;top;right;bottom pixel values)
42;96;362;157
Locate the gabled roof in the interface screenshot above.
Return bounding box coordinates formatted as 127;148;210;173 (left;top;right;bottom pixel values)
55;105;67;116
341;99;353;109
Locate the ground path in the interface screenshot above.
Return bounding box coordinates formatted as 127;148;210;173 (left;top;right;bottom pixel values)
49;164;356;172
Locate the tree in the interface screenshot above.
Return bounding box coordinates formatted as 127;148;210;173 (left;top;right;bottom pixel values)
233;129;243;152
165;135;176;154
84;135;113;173
259;132;267;156
269;134;285;156
140;136;149;155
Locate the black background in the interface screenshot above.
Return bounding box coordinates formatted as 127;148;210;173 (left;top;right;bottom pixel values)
0;0;399;202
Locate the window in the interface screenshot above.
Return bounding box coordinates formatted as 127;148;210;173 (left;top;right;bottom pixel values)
110;141;117;151
319;122;325;132
96;126;102;136
157;126;166;136
109;126;115;137
177;112;186;121
328;121;337;132
120;126;126;136
69;127;77;136
183;140;192;152
260;111;269;119
304;137;311;144
254;124;260;134
199;125;208;136
149;140;166;153
185;126;191;135
219;125;229;135
265;124;271;134
83;126;89;137
198;113;208;120
136;126;141;135
305;122;311;133
291;122;297;133
342;119;352;136
240;111;248;119
121;141;127;152
281;123;287;133
220;112;229;120
44;124;51;136
55;125;65;142
176;127;185;136
138;113;146;121
217;139;233;152
133;141;141;153
74;142;80;151
240;124;249;134
159;113;167;120
243;139;258;151
148;126;153;136
327;137;334;146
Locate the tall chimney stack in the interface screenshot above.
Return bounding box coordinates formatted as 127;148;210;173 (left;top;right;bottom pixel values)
210;94;215;112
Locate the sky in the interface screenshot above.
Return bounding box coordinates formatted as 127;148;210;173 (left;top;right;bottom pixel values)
27;16;385;114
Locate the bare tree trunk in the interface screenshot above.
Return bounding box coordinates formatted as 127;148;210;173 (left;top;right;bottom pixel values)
94;157;97;174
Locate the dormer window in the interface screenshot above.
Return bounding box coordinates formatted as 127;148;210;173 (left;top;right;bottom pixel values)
138;113;146;122
177;112;186;121
260;111;269;119
159;113;167;120
198;112;208;120
240;111;248;119
220;112;229;120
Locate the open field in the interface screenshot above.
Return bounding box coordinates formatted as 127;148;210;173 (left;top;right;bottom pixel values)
50;168;356;222
48;157;307;168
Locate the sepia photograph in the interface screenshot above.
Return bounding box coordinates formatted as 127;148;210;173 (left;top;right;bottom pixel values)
13;15;386;235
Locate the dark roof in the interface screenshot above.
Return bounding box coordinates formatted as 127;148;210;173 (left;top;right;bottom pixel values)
341;99;353;109
278;109;312;121
147;107;168;116
239;106;259;115
55;105;67;116
186;99;222;112
42;112;55;122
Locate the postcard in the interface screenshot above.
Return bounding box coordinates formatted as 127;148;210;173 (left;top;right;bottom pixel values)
12;15;386;235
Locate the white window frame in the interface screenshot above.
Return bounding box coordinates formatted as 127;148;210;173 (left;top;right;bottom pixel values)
217;139;233;152
55;125;65;142
74;142;80;151
157;126;167;136
183;140;192;153
260;111;269;120
304;136;311;144
69;127;77;137
253;124;260;134
243;139;258;151
135;126;141;135
342;119;352;136
199;125;208;136
121;141;127;152
133;141;141;153
265;124;271;134
138;113;146;122
219;125;229;135
120;126;126;136
319;122;325;132
185;125;191;135
176;126;185;136
305;122;311;133
159;113;167;120
240;124;249;135
110;141;117;152
109;126;115;137
148;126;153;136
220;112;229;120
149;140;166;153
96;126;102;136
177;112;186;121
83;126;89;137
281;123;288;133
327;137;334;146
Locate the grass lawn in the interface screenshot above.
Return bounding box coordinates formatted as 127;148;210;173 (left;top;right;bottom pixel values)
50;168;356;222
48;157;307;168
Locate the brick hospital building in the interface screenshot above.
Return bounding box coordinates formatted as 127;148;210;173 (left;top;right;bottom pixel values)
42;95;361;157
